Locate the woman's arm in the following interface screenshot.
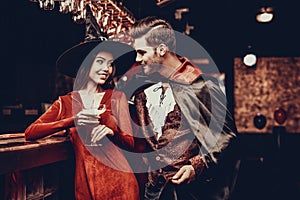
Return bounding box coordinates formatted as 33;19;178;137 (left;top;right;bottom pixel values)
101;91;134;151
25;97;75;140
114;91;135;150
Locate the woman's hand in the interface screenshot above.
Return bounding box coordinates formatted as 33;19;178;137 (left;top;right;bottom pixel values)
91;124;114;143
76;109;102;126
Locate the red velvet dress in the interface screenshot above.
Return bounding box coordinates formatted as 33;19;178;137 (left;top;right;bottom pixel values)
25;90;139;200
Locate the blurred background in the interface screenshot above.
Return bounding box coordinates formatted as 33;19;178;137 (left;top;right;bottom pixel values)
1;0;300;108
0;1;300;199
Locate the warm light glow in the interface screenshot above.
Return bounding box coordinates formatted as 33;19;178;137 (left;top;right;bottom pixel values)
243;53;257;67
256;7;274;23
30;0;136;37
256;12;273;22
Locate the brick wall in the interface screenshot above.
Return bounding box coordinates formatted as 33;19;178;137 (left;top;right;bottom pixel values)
234;57;300;133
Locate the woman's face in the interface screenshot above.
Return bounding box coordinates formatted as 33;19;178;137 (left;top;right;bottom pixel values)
88;51;114;86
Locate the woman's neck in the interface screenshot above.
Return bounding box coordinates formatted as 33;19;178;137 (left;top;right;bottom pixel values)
80;82;105;94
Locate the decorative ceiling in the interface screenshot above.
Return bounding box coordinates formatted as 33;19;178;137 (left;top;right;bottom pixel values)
1;0;300;105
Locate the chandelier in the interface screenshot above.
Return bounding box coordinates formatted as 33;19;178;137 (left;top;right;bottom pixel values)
29;0;136;37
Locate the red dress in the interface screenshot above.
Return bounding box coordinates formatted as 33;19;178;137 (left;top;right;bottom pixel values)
25;90;139;200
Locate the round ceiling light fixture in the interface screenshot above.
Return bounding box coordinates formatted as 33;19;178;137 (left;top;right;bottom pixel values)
256;6;274;23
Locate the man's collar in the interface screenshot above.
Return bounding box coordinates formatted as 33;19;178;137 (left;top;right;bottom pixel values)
169;57;203;84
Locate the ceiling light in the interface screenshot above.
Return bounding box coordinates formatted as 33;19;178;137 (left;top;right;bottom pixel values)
243;53;257;67
174;8;189;20
242;45;257;67
29;0;136;37
256;7;274;23
157;0;175;7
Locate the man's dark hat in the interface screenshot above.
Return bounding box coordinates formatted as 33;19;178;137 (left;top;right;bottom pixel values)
56;5;136;78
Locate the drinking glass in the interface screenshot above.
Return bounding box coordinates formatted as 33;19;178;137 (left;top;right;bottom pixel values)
85;103;106;147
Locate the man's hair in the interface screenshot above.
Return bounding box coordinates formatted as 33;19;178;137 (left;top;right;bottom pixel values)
129;16;176;52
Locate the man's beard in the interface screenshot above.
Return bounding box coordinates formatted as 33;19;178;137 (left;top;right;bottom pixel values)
142;56;162;75
142;63;162;75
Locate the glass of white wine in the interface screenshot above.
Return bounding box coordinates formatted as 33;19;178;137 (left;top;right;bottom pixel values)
85;103;106;147
81;93;107;147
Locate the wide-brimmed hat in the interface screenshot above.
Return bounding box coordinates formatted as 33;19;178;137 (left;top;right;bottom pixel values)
56;40;136;78
56;5;136;78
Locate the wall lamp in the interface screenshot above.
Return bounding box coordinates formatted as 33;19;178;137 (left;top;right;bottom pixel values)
243;45;257;67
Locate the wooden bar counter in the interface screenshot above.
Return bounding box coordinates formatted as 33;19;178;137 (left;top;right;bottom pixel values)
0;133;75;200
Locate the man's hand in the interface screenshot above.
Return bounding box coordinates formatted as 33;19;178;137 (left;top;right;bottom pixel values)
91;124;114;144
171;165;195;184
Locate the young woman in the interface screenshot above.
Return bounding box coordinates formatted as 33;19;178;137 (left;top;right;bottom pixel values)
25;40;139;200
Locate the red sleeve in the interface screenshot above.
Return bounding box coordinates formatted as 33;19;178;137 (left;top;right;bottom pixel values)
24;97;75;140
115;91;134;149
101;91;134;151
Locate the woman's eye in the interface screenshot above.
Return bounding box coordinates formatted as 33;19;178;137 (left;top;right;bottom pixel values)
96;59;104;64
108;62;114;67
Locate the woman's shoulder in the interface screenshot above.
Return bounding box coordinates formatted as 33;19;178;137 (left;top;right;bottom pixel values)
107;89;124;96
55;92;75;103
107;89;127;100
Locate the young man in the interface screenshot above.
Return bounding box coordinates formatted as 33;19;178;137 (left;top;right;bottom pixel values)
125;16;238;200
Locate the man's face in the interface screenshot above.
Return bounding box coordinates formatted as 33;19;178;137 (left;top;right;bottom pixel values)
133;36;162;75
